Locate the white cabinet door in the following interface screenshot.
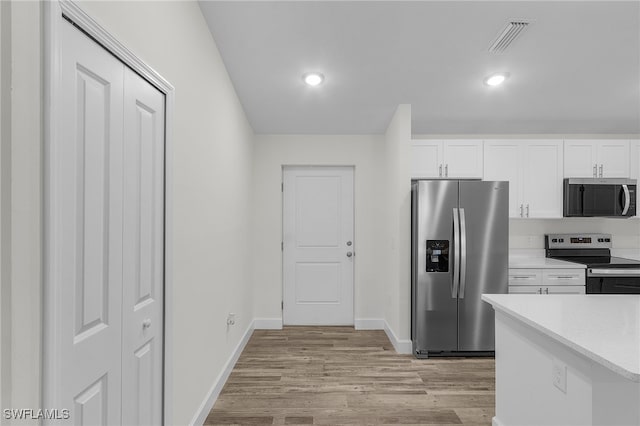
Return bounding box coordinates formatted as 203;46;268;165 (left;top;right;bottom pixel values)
630;140;640;181
443;140;483;179
597;140;629;178
564;139;630;178
509;286;544;294
545;286;585;295
564;140;597;177
484;141;522;218
523;140;563;218
411;140;442;178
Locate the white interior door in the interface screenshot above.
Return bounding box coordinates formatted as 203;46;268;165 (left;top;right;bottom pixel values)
283;166;354;325
58;19;125;425
55;19;165;425
121;68;165;426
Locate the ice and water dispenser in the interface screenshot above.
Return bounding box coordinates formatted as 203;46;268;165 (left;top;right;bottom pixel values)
426;240;449;272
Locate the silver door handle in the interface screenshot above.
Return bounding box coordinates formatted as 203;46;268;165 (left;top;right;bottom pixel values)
520;204;523;217
526;204;530;218
439;164;443;177
593;164;597;177
346;252;353;258
452;208;460;298
445;164;448;177
622;184;631;215
599;164;603;177
459;208;467;299
142;319;152;329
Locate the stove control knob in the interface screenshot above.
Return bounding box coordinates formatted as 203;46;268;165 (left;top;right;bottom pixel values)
552;238;558;243
559;238;564;243
605;238;611;242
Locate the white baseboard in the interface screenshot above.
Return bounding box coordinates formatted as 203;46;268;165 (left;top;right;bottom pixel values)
190;321;254;426
354;318;385;330
253;317;283;329
492;416;505;426
383;320;412;354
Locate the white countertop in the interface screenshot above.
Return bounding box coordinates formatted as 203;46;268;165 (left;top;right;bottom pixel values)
509;256;586;269
482;294;640;382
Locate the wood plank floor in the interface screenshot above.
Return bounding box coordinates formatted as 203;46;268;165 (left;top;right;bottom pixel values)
205;327;494;426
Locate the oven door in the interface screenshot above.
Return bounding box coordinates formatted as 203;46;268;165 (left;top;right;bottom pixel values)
586;269;640;293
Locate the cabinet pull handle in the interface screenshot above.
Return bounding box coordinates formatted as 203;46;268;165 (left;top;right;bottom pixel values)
553;276;574;279
445;164;448;177
545;288;549;294
520;204;523;217
439;164;442;177
593;164;597;177
511;276;533;279
538;288;542;294
526;204;530;218
599;164;603;177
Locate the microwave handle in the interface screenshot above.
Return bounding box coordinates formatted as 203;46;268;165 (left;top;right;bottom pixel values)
622;185;631;215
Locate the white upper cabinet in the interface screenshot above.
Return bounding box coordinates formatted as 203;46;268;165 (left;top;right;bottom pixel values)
411;140;442;178
564;140;630;178
411;139;483;179
630;140;640;181
484;140;563;218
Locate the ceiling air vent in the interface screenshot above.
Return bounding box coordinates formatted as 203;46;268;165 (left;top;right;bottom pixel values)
488;21;530;53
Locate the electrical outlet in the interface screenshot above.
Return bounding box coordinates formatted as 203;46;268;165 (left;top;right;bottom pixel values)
552;359;567;393
226;313;236;326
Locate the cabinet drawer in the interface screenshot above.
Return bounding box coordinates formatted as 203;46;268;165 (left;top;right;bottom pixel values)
509;285;544;294
508;269;542;286
542;269;585;286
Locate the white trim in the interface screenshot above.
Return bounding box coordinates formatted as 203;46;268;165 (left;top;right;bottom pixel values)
354;318;385;330
384;321;412;354
253;318;283;330
43;1;175;423
190;322;255;426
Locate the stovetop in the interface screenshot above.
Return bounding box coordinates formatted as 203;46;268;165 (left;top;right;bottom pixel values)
556;256;640;269
545;233;640;269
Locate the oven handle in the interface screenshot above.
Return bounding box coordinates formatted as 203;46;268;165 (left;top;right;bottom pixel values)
621;185;631;216
588;268;640;277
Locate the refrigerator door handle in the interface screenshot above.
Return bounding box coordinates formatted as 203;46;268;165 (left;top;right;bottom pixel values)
459;208;467;299
452;207;460;298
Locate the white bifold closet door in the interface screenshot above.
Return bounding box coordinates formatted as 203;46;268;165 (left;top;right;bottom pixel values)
56;19;165;425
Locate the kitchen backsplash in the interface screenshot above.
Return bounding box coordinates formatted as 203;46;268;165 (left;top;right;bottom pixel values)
509;218;640;249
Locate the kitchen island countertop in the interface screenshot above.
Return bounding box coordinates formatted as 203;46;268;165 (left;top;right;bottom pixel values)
483;294;640;381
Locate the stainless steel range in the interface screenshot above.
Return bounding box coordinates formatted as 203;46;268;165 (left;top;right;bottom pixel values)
545;233;640;294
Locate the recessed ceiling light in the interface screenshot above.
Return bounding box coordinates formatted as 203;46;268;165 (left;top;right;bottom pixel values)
484;72;509;86
303;72;324;87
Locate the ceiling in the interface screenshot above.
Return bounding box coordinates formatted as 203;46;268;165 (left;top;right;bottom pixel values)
199;1;640;135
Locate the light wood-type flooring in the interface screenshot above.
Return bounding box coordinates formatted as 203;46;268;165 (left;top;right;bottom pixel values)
205;327;494;426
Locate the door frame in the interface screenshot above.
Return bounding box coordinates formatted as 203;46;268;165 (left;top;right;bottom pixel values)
281;165;356;326
43;1;175;423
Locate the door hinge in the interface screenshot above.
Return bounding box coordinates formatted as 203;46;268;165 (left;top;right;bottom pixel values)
281;182;283;192
281;301;284;310
281;241;284;251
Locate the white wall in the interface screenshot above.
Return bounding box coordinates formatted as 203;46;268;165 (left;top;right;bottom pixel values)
5;1;43;417
251;135;386;325
382;105;412;346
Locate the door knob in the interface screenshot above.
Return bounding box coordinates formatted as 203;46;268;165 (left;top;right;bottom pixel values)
346;252;353;258
346;241;352;246
142;319;152;329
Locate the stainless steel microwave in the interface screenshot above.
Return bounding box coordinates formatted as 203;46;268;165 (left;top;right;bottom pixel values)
564;178;636;218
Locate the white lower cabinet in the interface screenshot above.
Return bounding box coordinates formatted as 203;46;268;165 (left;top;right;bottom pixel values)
508;268;585;294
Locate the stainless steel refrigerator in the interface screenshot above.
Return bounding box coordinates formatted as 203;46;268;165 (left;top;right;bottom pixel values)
411;180;508;358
